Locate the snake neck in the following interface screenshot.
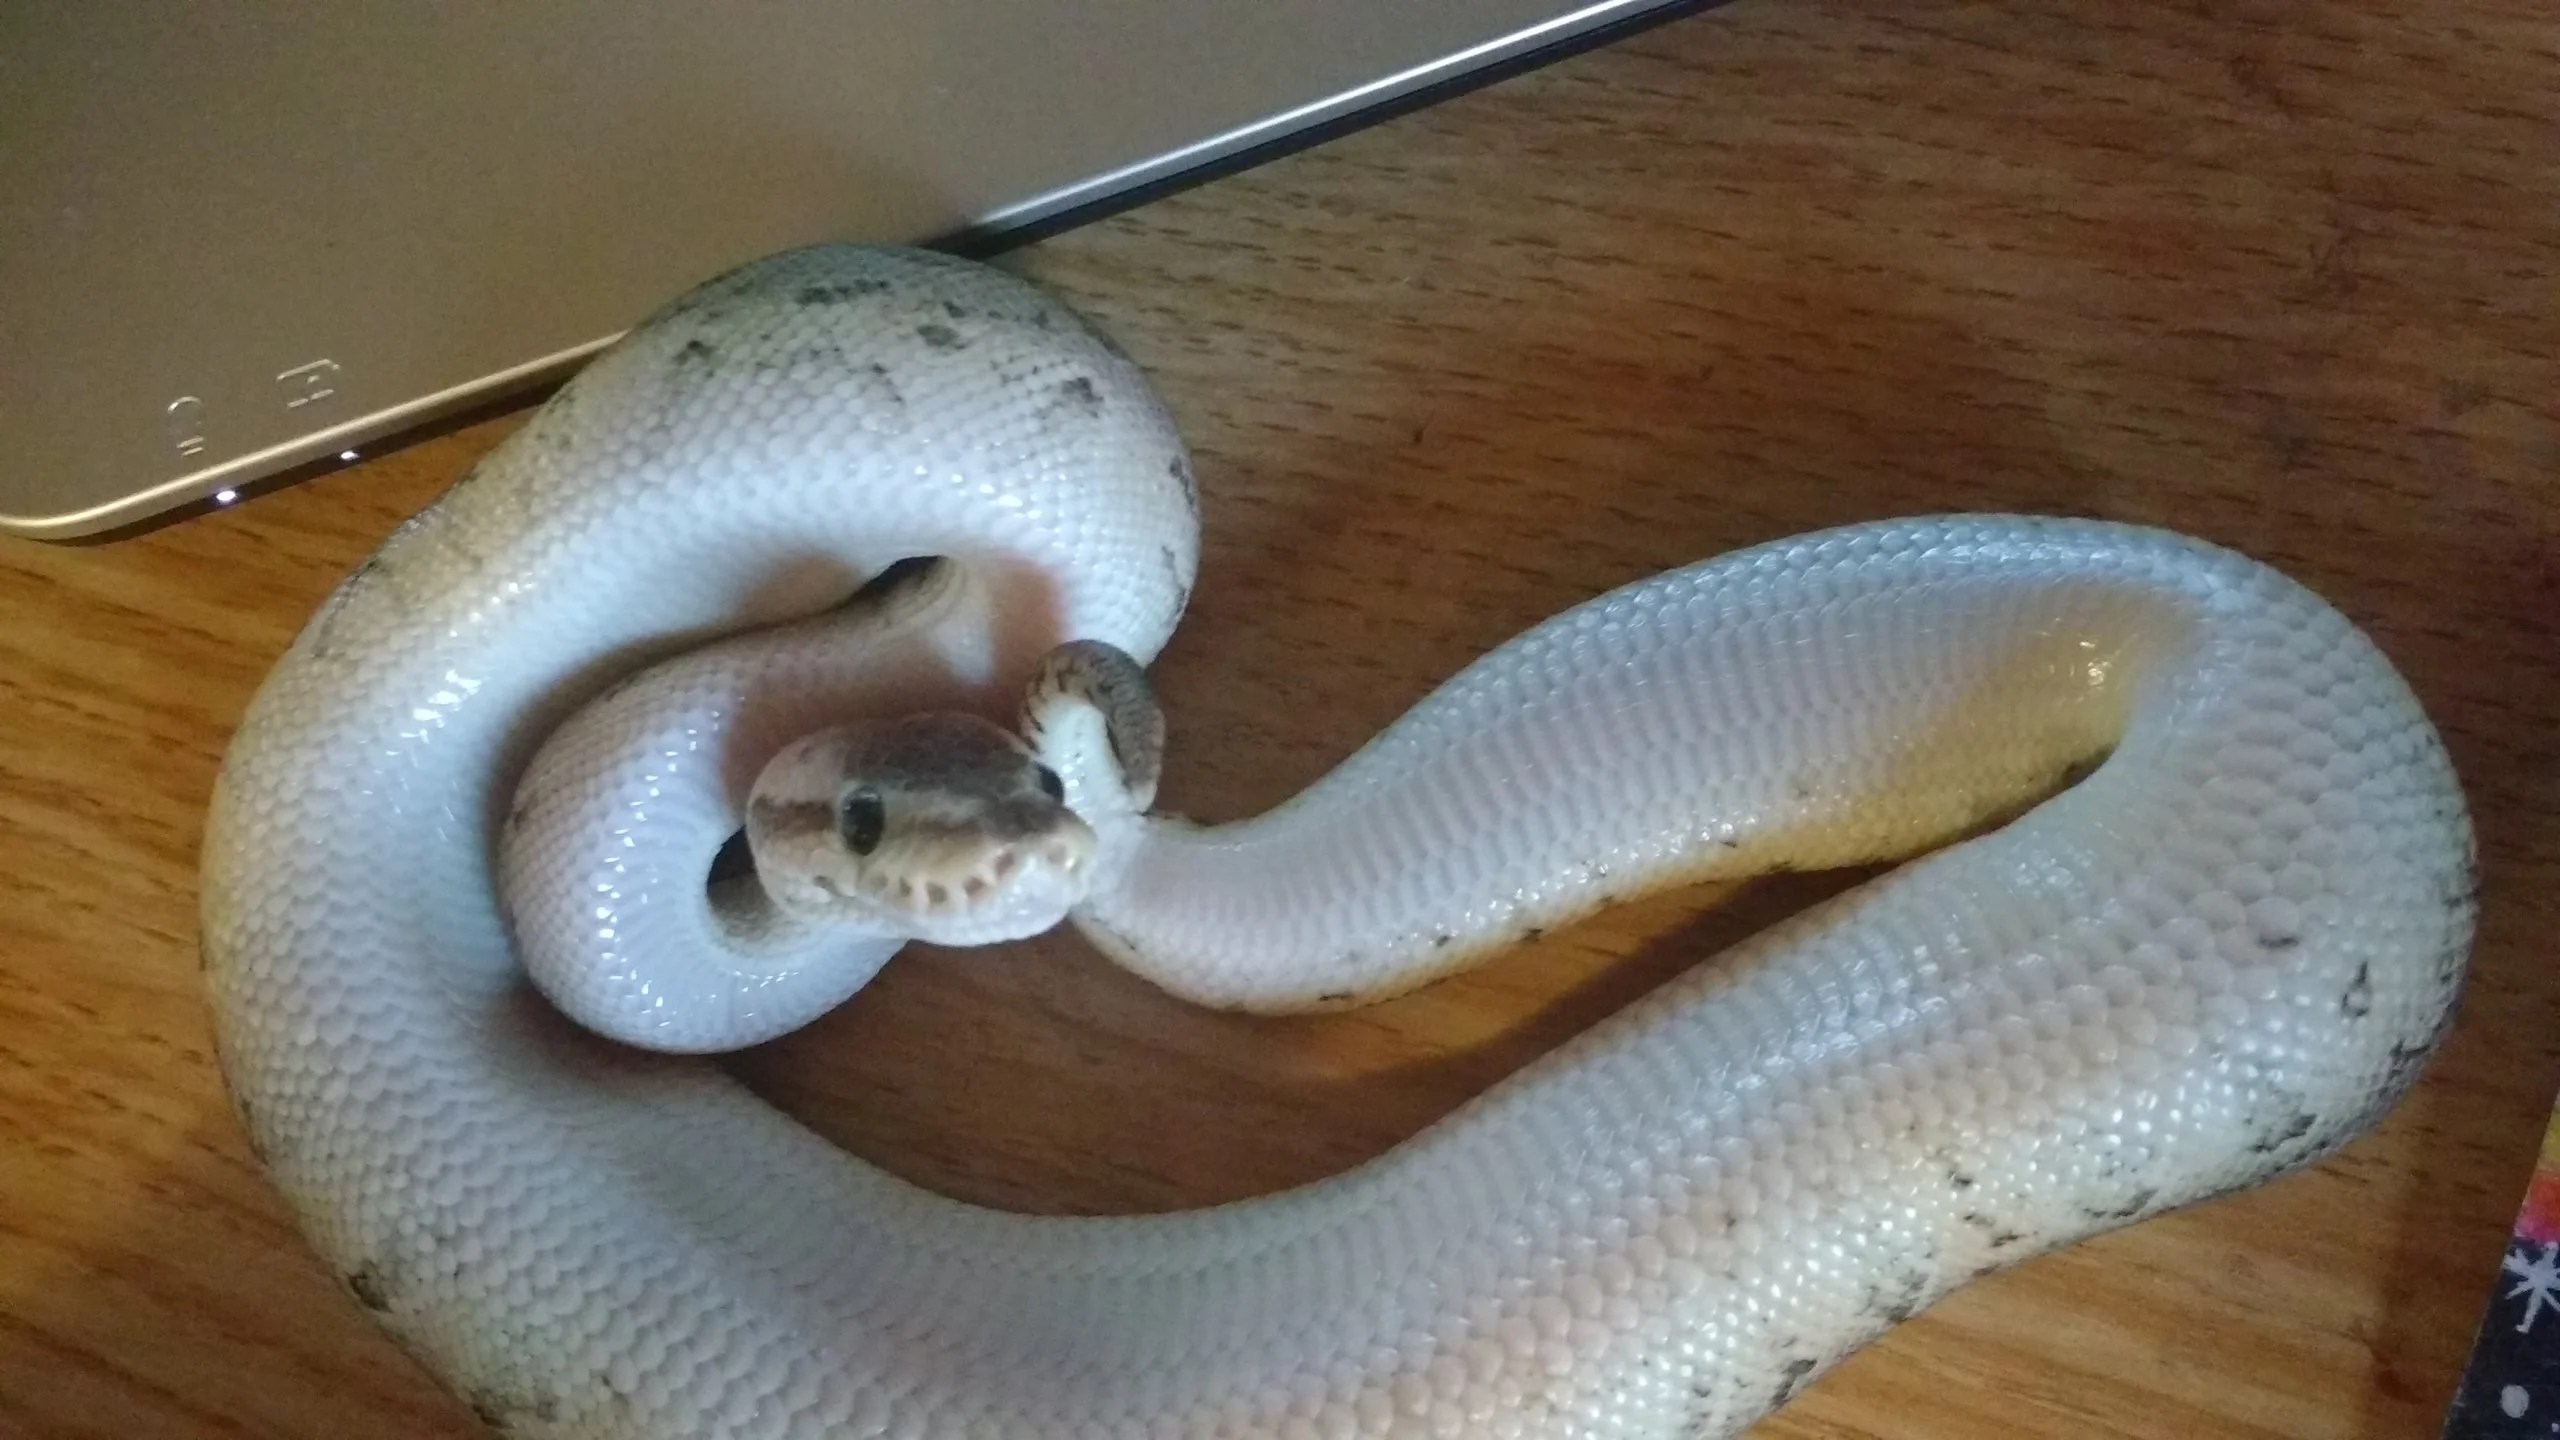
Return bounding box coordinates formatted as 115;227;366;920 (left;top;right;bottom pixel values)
1061;526;2392;1018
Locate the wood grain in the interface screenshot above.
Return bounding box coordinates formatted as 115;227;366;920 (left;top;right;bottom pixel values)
3;1;2553;1435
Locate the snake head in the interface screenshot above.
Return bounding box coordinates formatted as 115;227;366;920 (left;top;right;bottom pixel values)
744;713;1095;947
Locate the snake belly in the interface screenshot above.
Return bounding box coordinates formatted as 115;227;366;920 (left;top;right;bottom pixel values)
199;244;2475;1439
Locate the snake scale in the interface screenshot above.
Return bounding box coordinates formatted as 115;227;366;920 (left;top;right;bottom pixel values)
201;245;2474;1438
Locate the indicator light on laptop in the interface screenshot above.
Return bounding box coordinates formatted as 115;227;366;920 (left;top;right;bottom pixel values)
340;450;359;462
213;488;239;506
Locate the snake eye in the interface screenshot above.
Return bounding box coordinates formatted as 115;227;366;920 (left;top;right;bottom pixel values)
1035;765;1066;802
838;790;886;856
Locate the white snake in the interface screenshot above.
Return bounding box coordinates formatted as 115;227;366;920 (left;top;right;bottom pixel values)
201;245;2476;1438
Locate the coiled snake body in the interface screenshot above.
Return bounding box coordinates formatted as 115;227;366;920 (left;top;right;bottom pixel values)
201;246;2474;1438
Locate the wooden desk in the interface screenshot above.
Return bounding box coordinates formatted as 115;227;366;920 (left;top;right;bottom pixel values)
3;2;2551;1435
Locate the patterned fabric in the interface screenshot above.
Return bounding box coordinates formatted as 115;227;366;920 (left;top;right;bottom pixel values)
2444;1113;2560;1435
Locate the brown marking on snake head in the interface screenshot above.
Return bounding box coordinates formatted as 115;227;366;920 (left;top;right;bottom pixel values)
834;715;1040;803
747;796;834;840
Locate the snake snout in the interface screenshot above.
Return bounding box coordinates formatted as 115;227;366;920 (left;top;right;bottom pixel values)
914;827;1093;911
972;814;1097;894
983;837;1079;890
866;810;1094;949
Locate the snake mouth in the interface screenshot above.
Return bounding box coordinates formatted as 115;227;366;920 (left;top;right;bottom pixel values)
704;821;1093;947
868;833;1092;909
837;820;1097;946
